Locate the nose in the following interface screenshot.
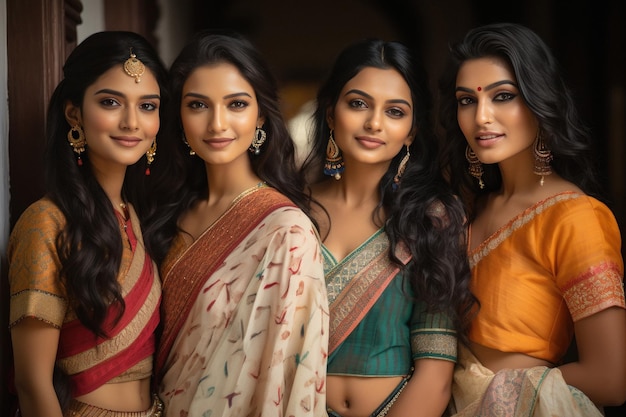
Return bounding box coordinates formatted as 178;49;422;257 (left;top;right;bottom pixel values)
209;106;227;132
121;108;139;131
365;109;382;132
475;99;492;125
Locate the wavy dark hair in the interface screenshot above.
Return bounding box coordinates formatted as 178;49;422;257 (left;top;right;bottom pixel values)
45;31;168;338
438;22;600;216
144;31;310;264
301;38;476;340
301;39;430;223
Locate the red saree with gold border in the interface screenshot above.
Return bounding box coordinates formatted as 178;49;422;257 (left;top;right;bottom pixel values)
8;198;161;396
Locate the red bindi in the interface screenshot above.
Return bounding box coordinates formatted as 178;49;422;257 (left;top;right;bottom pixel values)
477;86;482;91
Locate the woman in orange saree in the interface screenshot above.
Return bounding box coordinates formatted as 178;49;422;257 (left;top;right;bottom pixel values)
439;23;626;416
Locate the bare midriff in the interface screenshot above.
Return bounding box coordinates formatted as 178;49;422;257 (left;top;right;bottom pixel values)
470;342;553;373
74;377;152;411
326;375;403;417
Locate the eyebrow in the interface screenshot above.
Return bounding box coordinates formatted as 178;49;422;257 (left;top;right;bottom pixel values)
94;88;160;100
455;80;517;94
183;91;253;100
344;88;412;107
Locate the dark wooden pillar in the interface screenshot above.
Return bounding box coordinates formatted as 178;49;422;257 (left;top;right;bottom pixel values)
3;0;82;410
103;0;160;48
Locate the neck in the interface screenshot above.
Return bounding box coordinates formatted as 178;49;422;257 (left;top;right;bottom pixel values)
327;163;387;207
497;151;543;198
204;159;262;204
91;165;127;211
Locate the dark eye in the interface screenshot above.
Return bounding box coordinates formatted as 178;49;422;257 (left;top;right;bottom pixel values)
349;99;367;109
140;102;158;111
457;96;474;106
386;108;405;118
494;92;516;102
187;101;207;110
229;100;249;110
100;98;120;107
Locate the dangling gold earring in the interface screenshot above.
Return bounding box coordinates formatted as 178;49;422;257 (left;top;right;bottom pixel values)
324;129;344;180
182;133;195;156
393;145;410;190
249;127;267;155
67;124;86;166
145;140;156;175
466;145;484;189
533;131;553;186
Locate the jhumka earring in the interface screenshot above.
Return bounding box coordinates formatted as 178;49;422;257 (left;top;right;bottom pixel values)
324;129;344;180
123;48;145;83
393;145;410;190
182;133;195;156
249;127;267;155
533;131;553;186
145;140;156;175
67;124;86;166
465;145;484;189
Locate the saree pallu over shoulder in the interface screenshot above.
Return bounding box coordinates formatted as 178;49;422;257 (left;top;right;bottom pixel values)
157;187;328;416
8;199;161;396
325;229;411;355
57;204;160;396
156;186;296;377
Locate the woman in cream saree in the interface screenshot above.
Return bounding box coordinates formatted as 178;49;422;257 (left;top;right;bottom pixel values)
149;32;328;417
156;185;327;416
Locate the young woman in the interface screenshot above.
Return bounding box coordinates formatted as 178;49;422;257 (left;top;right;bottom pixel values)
150;32;328;416
439;22;626;415
300;38;474;417
8;31;167;416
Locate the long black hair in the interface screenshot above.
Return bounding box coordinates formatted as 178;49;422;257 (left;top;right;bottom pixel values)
145;31;310;265
439;22;600;216
301;39;431;224
45;31;168;338
302;38;476;340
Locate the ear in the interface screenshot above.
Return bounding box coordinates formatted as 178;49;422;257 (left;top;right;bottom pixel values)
64;100;82;127
404;127;417;146
256;114;266;129
326;107;335;130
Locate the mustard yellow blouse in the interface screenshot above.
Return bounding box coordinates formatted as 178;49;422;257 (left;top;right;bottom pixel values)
469;192;625;363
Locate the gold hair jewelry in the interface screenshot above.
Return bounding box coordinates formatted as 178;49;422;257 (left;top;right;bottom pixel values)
67;124;86;166
124;48;145;83
465;145;484;189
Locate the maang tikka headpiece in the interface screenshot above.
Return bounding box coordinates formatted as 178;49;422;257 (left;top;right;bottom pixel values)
124;48;145;83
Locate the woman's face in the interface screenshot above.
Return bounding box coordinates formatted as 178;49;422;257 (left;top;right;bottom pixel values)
329;67;413;168
66;64;161;173
455;57;538;166
180;62;264;167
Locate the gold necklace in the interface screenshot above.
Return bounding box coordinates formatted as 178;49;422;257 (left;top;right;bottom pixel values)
118;202;129;230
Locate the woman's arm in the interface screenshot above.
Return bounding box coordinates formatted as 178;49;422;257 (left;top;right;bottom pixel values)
559;306;626;406
387;359;454;417
11;318;64;417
